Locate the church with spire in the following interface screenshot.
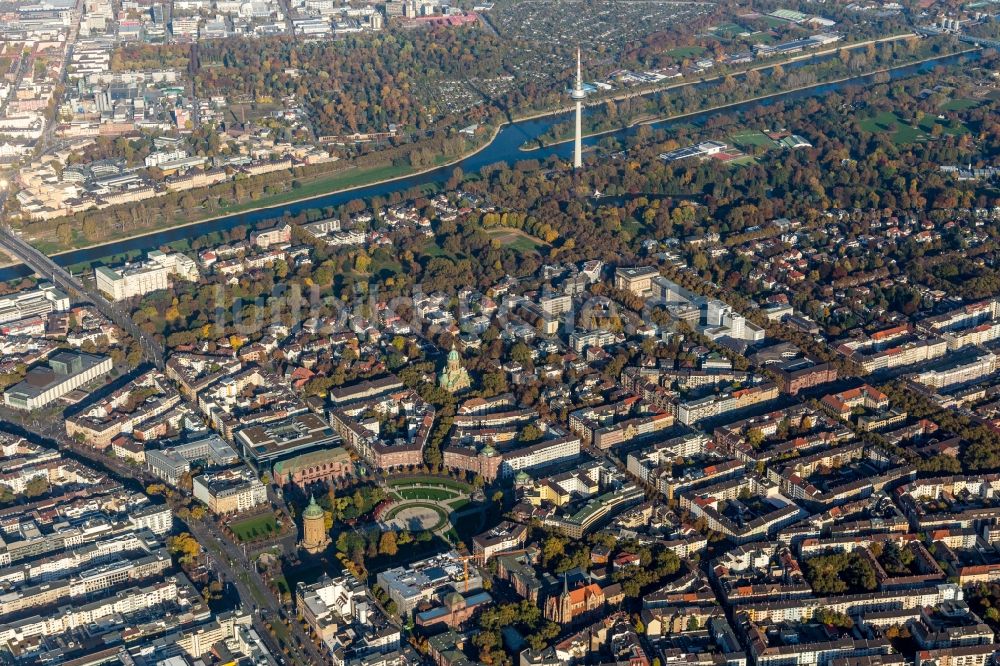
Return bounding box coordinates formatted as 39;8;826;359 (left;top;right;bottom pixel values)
544;574;606;625
438;345;471;393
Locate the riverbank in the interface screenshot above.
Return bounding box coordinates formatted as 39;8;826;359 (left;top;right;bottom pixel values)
523;39;970;151
513;31;920;147
12;32;922;261
15;122;504;263
0;47;981;281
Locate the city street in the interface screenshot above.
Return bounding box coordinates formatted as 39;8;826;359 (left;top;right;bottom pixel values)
186;518;331;666
0;417;329;666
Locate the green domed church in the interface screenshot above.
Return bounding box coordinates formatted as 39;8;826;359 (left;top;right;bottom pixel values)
438;345;471;393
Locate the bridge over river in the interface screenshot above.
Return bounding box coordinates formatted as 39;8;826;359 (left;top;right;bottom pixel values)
0;225;165;370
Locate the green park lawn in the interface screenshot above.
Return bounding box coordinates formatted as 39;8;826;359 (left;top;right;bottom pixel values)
712;23;747;37
386;476;473;492
396;487;457;501
728;155;758;166
754;15;790;28
858;111;968;145
667;45;707;58
230;514;279;542
940;97;981;111
917;113;969;137
730;130;778;149
485;228;546;253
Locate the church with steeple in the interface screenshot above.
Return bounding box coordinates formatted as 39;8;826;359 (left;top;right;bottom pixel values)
544;574;605;625
438;345;471;393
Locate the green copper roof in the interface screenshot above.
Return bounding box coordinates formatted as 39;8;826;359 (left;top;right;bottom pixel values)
303;494;324;520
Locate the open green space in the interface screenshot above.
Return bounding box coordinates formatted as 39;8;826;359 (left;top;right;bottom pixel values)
273;575;291;596
858;111;968;144
619;216;645;239
236;571;271;607
236;571;295;661
421;241;462;260
667;45;707;58
385;475;473;492
712;23;748;37
917;113;969;136
64;249;144;275
728;155;757;166
230;514;279;542
369;253;404;277
485;228;546;253
941;97;981;111
396;487;458;501
730;130;778;149
746;32;776;44
753;15;790;28
452;509;486;542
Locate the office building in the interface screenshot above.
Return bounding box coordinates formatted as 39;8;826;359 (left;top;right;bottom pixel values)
192;466;268;515
0;283;69;324
95;250;198;301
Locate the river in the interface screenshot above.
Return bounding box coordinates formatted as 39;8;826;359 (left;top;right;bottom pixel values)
0;49;979;283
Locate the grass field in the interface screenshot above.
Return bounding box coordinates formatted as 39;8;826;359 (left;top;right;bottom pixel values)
858;111;967;144
231;514;279;542
667;45;707;58
370;254;404;277
421;241;462;260
730;130;778;149
396;487;457;501
712;23;747;37
917;113;969;136
386;476;474;492
941;98;981;111
65;249;144;275
273;575;291;596
746;31;776;44
485;228;546;253
728;155;758;166
753;15;790;28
